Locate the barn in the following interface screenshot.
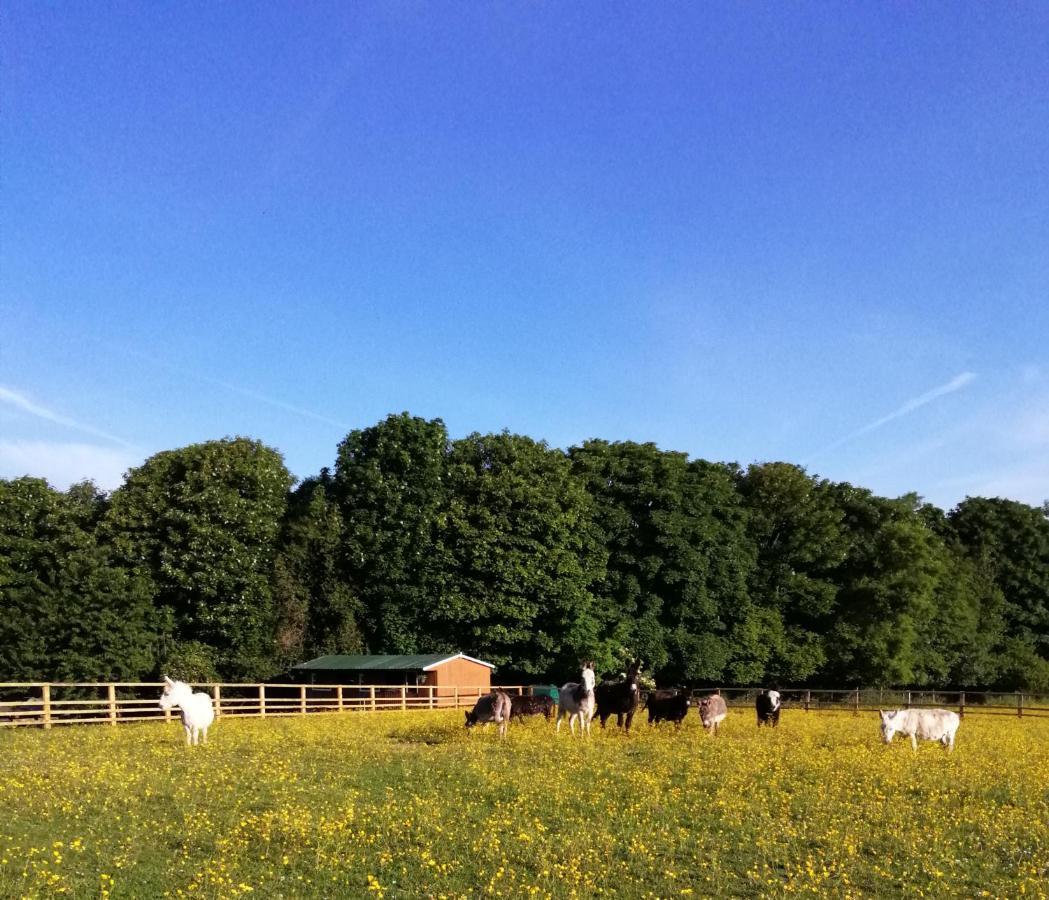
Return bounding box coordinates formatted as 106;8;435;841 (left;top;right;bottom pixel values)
289;653;495;706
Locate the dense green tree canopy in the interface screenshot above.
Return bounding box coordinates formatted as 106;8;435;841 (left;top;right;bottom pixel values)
333;413;451;654
442;432;606;677
104;438;293;679
570;442;753;682
0;478;157;681
1;414;1046;689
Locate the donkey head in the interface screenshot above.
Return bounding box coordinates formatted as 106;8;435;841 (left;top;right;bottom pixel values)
626;660;643;693
158;675;191;711
879;710;898;743
581;662;596;693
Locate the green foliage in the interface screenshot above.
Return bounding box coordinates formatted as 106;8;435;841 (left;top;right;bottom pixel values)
949;497;1049;688
104;438;293;680
334;413;452;654
570;442;753;682
825;488;943;686
0;478;160;681
738;463;846;682
157;640;221;683
1;413;1046;689
442;433;607;676
273;475;364;666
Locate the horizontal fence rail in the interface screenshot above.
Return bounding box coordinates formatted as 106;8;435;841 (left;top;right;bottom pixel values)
0;682;531;729
688;687;1049;719
0;683;1046;730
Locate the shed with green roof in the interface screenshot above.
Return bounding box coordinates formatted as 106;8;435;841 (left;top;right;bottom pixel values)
290;653;494;701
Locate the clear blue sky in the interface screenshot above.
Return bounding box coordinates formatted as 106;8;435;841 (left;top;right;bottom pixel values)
2;3;1047;510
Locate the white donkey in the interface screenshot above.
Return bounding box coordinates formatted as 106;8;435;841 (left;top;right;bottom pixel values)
557;662;596;737
879;708;959;752
159;676;215;746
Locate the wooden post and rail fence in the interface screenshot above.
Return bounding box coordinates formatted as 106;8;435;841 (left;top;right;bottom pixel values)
0;683;1046;730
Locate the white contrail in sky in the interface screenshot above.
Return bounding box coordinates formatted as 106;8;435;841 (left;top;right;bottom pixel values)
195;373;352;430
805;372;977;463
0;385;137;449
107;345;352;431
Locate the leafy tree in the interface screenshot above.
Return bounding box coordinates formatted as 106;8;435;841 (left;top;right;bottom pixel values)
273;474;363;667
948;497;1049;689
570;442;753;683
441;432;606;677
333;414;451;654
738;463;847;682
824;488;944;686
0;478;159;681
105;438;293;679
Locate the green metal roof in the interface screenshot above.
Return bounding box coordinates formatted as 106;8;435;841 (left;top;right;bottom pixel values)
291;653;495;671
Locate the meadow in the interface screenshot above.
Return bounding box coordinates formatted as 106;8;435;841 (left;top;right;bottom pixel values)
1;710;1046;899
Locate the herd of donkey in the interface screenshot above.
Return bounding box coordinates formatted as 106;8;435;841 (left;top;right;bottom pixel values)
158;663;962;751
461;661;962;753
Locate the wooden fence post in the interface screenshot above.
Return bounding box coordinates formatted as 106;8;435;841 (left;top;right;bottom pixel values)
853;688;860;716
42;683;52;730
906;690;912;709
428;685;434;709
1018;691;1024;718
107;684;117;725
259;684;266;718
212;685;222;718
958;692;965;719
299;685;307;715
336;685;343;712
804;690;810;712
400;685;407;711
369;686;376;712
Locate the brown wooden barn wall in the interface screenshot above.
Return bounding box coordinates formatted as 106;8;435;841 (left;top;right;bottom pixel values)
427;658;491;707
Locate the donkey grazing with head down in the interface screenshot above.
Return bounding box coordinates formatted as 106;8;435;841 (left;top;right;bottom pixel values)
595;660;643;731
465;691;513;738
158;676;215;746
556;662;596;737
509;694;555;722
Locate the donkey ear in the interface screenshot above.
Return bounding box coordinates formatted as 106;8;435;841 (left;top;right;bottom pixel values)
163;675;174;685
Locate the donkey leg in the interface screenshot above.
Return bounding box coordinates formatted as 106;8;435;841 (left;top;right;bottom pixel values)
911;734;918;752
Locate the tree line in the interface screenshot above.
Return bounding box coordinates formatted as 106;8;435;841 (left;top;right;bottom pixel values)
2;413;1047;690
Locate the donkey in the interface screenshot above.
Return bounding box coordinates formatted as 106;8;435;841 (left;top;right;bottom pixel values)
646;688;690;725
595;660;643;731
556;662;596;737
465;691;513;737
698;694;728;736
509;694;555;722
879;708;959;752
158;676;215;746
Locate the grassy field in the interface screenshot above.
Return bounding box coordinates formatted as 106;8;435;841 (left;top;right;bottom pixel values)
1;709;1046;899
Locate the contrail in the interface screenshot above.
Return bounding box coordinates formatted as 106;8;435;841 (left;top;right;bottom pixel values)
805;372;977;463
0;385;137;449
110;347;352;431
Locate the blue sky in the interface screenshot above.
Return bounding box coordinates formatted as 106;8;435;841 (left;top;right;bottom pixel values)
2;3;1047;510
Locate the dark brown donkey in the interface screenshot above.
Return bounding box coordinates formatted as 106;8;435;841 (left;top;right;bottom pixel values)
594;660;643;731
